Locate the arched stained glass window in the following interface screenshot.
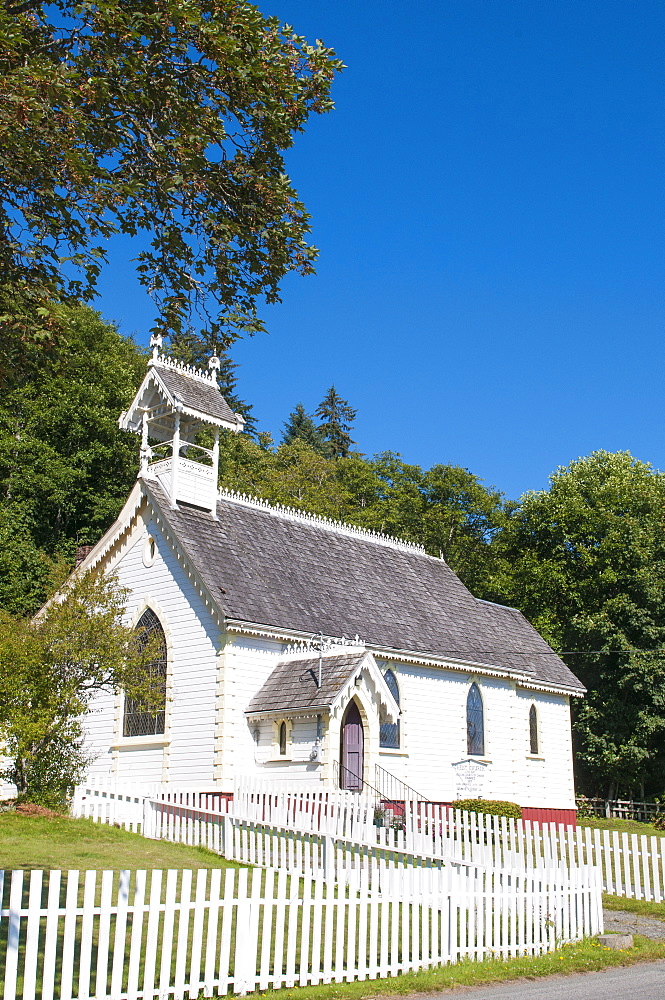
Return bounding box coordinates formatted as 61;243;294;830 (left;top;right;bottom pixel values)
279;721;287;756
123;608;167;737
529;704;539;755
380;669;400;749
466;683;484;756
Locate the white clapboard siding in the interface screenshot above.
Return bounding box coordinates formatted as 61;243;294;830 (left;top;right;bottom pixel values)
82;522;222;788
1;864;602;1000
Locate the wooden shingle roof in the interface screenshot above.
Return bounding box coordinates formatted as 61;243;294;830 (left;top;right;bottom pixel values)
153;365;240;426
145;483;585;694
247;652;366;715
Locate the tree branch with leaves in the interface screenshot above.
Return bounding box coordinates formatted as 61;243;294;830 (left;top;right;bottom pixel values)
0;1;343;378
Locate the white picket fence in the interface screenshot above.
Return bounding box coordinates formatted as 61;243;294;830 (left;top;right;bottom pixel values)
0;862;603;1000
71;778;665;902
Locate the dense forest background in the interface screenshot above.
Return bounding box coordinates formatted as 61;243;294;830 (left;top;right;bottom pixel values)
3;307;665;799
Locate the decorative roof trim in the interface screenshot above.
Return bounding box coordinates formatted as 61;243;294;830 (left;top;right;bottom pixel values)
246;705;331;720
75;481;226;633
74;482;145;576
330;651;400;721
149;353;218;385
218;490;427;554
225;619;584;695
515;679;585;698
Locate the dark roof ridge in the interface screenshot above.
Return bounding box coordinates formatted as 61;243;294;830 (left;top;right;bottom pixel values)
218;489;428;555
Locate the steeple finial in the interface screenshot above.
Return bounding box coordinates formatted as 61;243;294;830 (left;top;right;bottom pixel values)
208;352;221;384
150;332;163;362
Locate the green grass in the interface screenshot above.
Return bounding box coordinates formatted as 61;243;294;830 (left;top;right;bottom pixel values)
0;812;243;871
266;936;665;999
603;894;665;921
579;815;665;837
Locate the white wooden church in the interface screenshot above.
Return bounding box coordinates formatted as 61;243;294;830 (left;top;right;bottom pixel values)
73;342;583;823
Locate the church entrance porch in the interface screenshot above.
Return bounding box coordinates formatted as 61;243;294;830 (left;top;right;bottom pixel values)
340;700;364;790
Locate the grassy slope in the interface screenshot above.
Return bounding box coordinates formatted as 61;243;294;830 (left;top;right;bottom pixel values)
579;815;665;837
0;813;242;871
603;894;665;920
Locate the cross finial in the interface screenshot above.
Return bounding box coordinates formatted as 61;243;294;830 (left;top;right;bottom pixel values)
150;332;163;362
208;352;221;384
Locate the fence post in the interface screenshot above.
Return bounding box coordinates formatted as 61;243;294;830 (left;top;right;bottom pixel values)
223;813;233;860
143;798;156;839
323;834;335;882
605;800;611;819
70;784;82;818
233;870;253;995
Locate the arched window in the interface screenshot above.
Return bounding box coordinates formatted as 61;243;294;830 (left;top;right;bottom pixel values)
123;608;167;737
380;669;400;749
466;683;484;756
529;704;539;755
279;721;287;756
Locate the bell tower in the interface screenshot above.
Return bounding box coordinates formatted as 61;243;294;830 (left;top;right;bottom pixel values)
119;335;244;516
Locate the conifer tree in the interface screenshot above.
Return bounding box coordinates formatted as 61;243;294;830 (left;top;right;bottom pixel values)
282;403;325;451
316;386;357;458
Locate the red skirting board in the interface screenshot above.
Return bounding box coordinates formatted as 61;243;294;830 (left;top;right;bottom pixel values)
522;806;577;827
430;803;578;828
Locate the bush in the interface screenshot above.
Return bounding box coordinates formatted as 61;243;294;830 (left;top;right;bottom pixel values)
2;725;90;811
575;795;599;818
454;798;522;819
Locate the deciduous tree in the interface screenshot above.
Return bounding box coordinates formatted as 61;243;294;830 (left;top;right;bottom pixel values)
0;571;164;806
0;307;144;604
0;0;343;376
494;451;665;796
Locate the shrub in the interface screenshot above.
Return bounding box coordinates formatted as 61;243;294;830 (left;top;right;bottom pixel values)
575;795;600;819
454;798;522;819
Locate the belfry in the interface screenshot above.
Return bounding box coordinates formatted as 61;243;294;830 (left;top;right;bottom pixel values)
119;334;244;515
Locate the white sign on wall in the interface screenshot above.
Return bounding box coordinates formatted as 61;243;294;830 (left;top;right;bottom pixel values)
452;758;488;800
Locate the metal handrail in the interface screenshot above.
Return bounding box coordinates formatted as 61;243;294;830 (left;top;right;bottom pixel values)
374;763;429;804
331;759;394;801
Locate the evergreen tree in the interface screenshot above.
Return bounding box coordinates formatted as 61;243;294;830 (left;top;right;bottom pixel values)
282;403;325;451
315;386;357;458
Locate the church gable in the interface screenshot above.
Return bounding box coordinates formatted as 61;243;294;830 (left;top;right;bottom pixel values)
79;499;223;787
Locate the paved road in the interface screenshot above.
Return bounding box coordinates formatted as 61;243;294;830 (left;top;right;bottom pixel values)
400;961;665;999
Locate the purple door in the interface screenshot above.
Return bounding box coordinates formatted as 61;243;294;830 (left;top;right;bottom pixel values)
341;701;364;791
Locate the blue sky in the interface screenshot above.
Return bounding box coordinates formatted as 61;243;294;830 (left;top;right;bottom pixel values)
95;0;665;501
